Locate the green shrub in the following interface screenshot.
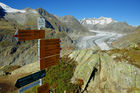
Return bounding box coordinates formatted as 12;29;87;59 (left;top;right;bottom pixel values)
43;58;79;93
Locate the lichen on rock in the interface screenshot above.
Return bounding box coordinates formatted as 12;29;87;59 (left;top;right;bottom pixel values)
68;49;140;93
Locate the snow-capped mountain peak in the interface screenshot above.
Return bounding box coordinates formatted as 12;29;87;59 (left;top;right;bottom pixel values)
0;2;26;13
80;17;116;25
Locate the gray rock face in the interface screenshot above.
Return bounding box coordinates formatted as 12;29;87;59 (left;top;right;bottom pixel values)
0;40;38;67
0;28;38;67
68;49;140;93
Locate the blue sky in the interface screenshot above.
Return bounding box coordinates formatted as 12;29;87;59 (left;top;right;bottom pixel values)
0;0;140;26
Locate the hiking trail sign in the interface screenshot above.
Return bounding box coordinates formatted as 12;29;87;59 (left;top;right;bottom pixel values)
13;30;45;41
18;80;41;93
40;55;60;70
15;70;46;88
40;39;61;59
14;17;62;93
40;39;61;70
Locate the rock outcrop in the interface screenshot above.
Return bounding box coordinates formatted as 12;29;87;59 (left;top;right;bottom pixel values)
68;49;140;93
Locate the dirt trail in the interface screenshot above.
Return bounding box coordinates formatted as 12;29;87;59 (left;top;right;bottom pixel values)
0;82;13;93
0;73;31;93
0;62;39;93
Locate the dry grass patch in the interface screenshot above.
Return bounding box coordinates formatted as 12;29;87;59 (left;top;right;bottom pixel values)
108;48;140;68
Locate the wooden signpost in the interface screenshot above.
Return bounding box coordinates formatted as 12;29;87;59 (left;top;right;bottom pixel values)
40;39;61;70
14;17;61;93
40;55;60;70
40;48;61;58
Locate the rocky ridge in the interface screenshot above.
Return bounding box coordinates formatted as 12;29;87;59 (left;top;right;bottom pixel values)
68;49;140;93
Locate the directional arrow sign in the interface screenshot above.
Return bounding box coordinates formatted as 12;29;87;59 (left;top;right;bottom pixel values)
15;70;46;88
13;30;18;41
19;80;41;93
13;30;45;41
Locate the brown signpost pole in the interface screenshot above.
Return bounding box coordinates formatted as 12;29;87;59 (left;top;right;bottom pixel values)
37;17;46;86
37;18;61;92
37;39;61;93
14;17;61;93
14;17;46;93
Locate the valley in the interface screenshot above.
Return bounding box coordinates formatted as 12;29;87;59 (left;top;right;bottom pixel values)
76;30;123;50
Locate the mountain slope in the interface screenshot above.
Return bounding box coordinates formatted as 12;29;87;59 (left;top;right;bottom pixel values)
3;7;69;32
0;2;69;33
58;15;95;39
0;2;25;13
0;3;75;67
112;27;140;48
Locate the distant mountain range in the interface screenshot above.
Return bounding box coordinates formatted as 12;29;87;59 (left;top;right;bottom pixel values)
80;17;136;33
80;17;116;25
0;2;137;35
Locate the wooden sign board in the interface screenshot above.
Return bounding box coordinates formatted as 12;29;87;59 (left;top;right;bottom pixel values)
37;83;49;93
40;55;60;70
40;39;61;70
15;70;46;88
40;39;61;58
19;80;41;93
18;30;45;41
40;45;60;51
40;39;60;45
40;48;61;58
